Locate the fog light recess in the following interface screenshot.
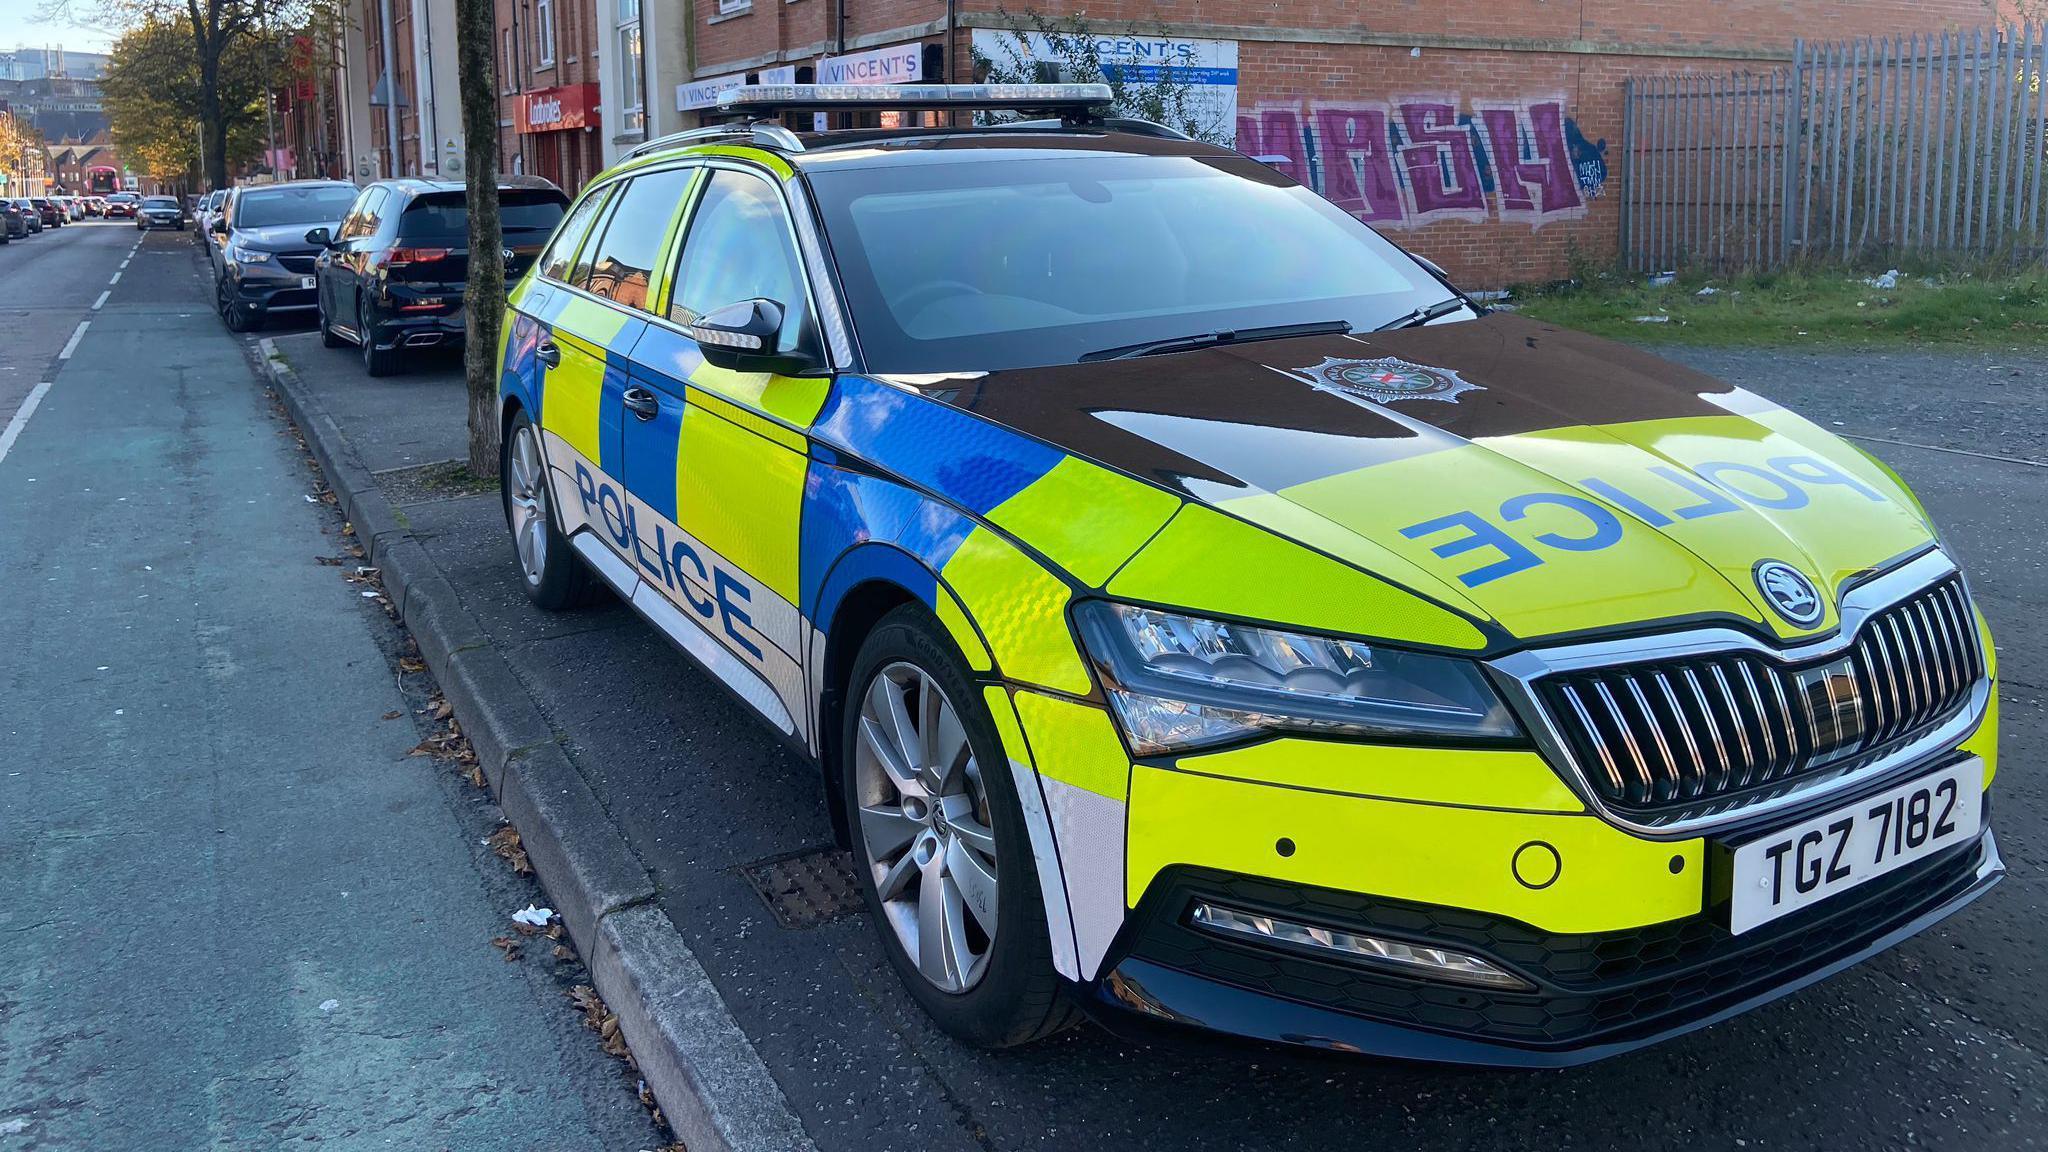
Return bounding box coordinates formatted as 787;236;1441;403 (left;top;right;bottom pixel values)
1189;901;1532;991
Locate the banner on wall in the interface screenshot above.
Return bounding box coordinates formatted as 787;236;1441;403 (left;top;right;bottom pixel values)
969;29;1238;144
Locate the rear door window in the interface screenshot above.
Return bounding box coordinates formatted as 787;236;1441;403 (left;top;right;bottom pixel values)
538;183;617;283
578;169;693;312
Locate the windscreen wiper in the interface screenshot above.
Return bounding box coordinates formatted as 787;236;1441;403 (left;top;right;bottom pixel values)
1081;320;1352;362
1373;297;1475;332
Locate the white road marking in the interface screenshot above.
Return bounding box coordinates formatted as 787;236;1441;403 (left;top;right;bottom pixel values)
0;380;57;468
59;321;89;361
108;271;122;285
119;258;130;269
92;290;110;311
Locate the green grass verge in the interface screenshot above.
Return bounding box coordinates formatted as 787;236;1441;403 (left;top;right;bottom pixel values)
1511;268;2048;347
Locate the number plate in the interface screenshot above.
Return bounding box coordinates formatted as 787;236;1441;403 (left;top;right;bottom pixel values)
1730;758;1980;934
300;276;317;290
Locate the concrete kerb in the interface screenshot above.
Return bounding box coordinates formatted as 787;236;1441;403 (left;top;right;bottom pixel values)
255;337;814;1152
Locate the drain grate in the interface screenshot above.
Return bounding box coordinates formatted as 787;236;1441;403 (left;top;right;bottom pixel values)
741;846;866;929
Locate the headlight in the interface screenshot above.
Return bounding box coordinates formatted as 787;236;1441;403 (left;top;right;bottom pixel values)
1074;602;1520;755
228;245;272;264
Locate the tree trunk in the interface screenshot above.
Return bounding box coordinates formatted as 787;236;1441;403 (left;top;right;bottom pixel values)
455;0;504;478
199;60;228;188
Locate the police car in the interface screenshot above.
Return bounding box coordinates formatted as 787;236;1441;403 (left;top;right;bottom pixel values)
494;84;2001;1063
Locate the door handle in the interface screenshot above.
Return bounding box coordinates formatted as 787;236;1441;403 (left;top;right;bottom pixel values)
536;340;561;369
622;387;660;420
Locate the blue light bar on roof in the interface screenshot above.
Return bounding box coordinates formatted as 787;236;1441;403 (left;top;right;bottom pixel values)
714;83;1113;115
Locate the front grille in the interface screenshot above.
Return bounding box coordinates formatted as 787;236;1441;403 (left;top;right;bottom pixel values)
276;254;317;275
1538;575;1981;823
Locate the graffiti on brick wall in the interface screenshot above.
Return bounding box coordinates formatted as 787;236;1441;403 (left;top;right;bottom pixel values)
1236;97;1608;229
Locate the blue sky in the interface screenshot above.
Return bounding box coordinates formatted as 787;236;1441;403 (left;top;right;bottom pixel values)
0;0;117;56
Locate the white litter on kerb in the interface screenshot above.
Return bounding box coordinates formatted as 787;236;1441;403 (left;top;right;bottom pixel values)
304;495;318;503
0;1117;29;1135
319;999;340;1014
511;905;555;927
361;591;380;598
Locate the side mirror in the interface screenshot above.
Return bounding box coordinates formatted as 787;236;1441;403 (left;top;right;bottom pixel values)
211;216;228;235
304;226;333;247
683;298;821;376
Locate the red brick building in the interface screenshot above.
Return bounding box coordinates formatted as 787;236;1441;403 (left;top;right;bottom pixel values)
496;0;606;193
667;0;1998;284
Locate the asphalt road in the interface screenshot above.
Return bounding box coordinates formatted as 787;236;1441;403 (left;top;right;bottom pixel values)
0;221;136;433
0;230;667;1147
272;276;2048;1152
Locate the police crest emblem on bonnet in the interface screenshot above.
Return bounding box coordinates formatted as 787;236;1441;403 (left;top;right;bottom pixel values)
1297;356;1483;406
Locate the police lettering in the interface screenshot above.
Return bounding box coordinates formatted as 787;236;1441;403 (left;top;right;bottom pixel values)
1402;454;1886;588
573;461;757;653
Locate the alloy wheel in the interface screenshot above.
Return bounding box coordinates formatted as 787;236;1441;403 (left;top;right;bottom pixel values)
505;423;549;586
854;661;1000;994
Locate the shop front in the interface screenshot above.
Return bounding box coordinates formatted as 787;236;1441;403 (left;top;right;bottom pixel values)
517;83;604;195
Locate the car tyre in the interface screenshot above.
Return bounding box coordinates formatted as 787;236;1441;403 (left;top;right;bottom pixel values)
501;410;598;610
222;297;259;332
842;605;1077;1049
360;295;399;376
317;298;347;349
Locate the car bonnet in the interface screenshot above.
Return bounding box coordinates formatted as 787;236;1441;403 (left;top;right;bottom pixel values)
873;311;1939;647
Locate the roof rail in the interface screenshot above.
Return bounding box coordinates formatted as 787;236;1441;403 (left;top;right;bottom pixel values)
995;116;1193;141
624;121;805;161
716;83;1113;118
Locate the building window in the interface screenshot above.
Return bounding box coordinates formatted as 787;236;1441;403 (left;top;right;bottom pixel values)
717;0;750;15
500;28;514;94
618;0;644;135
535;0;556;68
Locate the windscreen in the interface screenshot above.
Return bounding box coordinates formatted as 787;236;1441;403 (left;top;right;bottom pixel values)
806;151;1447;372
398;190;568;241
233;185;359;228
143;197;179;209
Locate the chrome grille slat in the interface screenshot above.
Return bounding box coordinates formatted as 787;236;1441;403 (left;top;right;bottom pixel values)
1592;679;1653;805
1734;660;1774;785
1559;683;1624;796
1536;575;1981;824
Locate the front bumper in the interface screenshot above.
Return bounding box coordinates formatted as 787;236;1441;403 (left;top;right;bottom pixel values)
1087;818;2001;1066
228;264;318;314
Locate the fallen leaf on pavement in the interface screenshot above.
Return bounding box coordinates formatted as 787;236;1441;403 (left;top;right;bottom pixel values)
552;944;573;961
490;935;523;962
381;710;402;721
486;825;533;875
567;984;633;1058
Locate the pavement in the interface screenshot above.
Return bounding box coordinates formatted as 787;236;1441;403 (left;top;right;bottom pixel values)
253;252;2048;1152
0;225;670;1149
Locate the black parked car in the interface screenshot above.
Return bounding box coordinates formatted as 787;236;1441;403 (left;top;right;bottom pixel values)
312;178;567;376
211;180;360;333
136;195;186;230
11;199;42;234
1;200;26;241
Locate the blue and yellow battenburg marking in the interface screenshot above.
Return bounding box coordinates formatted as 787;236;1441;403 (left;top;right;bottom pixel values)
495;140;1994;997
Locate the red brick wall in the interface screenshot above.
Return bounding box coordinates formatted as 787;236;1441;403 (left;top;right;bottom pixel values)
687;0;2001;283
497;0;605;193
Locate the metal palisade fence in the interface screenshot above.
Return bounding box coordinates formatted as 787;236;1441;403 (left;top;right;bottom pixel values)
1622;26;2048;271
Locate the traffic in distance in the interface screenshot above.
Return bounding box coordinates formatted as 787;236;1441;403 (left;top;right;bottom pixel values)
465;83;2002;1063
